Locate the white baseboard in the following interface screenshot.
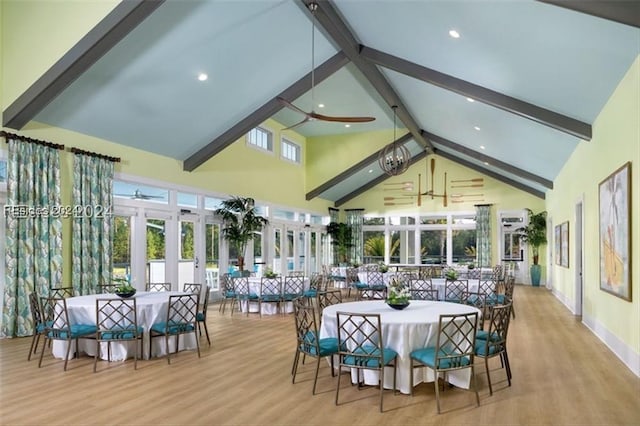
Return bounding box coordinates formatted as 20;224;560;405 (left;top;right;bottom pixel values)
551;290;640;377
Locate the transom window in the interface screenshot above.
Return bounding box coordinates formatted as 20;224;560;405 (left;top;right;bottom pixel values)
281;137;301;164
247;127;273;152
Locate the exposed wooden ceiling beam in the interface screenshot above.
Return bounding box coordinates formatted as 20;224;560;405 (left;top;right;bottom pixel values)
434;150;546;199
539;0;640;28
183;52;349;171
334;150;428;207
306;0;433;152
306;133;413;200
423;131;554;189
361;46;592;141
2;0;164;129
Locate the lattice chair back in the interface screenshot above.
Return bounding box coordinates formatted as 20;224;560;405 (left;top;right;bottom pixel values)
49;287;74;298
260;277;282;298
309;272;327;292
478;278;498;298
434;312;478;371
197;286;211;345
146;282;171;292
366;270;385;286
283;276;305;300
317;289;343;318
183;283;202;298
232;276;250;297
444;279;469;303
98;283;118;294
467;268;481;279
493;264;505;281
28;292;46;361
289;270;305;277
94;298;142;371
409;278;437;301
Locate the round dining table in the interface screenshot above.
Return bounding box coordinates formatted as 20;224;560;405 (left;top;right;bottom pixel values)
319;300;481;394
51;291;197;361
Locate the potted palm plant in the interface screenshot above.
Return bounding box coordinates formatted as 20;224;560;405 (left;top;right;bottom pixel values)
516;209;547;286
215;196;269;276
326;221;353;265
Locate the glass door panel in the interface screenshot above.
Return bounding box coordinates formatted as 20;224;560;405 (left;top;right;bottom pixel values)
146;218;167;283
113;215;132;280
205;222;220;291
178;218;196;291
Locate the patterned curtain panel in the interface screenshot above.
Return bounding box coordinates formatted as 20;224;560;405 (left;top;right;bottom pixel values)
328;208;340;265
346;209;364;265
71;154;114;296
2;139;62;338
476;205;492;268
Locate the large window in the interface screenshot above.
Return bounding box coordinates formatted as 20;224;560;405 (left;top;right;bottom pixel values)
247;126;273;152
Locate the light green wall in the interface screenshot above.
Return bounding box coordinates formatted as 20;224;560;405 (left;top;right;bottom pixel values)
1;0;119;108
547;56;640;361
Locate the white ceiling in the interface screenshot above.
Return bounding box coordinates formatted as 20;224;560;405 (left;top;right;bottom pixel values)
6;0;640;205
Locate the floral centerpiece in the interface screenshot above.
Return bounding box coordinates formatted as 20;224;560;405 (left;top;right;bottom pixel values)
386;277;410;310
444;268;458;280
113;276;136;298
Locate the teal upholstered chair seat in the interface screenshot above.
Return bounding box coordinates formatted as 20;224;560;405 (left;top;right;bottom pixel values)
343;345;398;368
410;347;471;369
476;330;500;341
101;326;144;340
47;323;97;340
302;331;339;357
151;321;195;334
149;294;200;364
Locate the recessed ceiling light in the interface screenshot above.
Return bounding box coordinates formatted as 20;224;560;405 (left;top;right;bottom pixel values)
449;29;460;38
345;124;351;128
475;126;481;131
197;73;208;81
466;97;474;103
318;103;325;108
368;169;373;173
480;145;485;150
484;162;489;165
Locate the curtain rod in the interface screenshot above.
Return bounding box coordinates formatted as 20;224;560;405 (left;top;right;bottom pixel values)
1;130;65;150
69;147;120;163
474;203;494;207
344;208;365;212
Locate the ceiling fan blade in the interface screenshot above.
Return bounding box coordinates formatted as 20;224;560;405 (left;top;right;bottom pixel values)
277;97;311;117
281;117;311;131
308;111;375;123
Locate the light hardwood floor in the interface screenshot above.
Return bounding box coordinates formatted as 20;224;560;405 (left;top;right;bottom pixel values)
1;286;639;425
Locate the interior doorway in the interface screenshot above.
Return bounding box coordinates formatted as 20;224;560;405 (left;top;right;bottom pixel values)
574;200;584;318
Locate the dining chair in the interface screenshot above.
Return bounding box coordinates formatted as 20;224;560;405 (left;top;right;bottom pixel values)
303;272;323;300
146;282;172;292
149;294;200;364
409;278;438;301
444;278;469;303
357;270;387;300
231;276;258;316
335;312;398;413
292;298;339;395
97;283;118;294
409;311;480;414
282;275;305;310
196;286;211;346
316;289;343;325
94;298;143;372
27;292;47;361
288;270;305;277
38;296;97;371
49;286;74;298
503;275;516;319
218;273;237;314
475;302;512;395
259;276;282;317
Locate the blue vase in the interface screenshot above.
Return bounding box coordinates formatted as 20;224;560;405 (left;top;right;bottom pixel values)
530;264;541;287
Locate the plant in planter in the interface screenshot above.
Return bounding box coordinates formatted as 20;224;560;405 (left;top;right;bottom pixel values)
326;221;354;265
263;267;278;279
444;268;458;280
215;196;269;275
113;276;136;297
516;209;547;286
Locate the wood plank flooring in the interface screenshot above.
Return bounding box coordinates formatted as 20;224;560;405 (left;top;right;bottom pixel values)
1;286;639;425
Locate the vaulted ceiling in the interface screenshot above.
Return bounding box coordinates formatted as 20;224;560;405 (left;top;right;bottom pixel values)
3;0;639;206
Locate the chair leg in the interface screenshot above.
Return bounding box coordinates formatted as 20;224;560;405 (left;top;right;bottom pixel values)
434;370;441;414
335;361;343;406
165;334;171;365
291;349;300;378
38;336;49;368
471;364;480;407
409;359;414;396
485;356;493;395
312;356;321;395
503;350;512;383
202;321;211;346
94;339;100;373
379;364;385;413
63;339;73;371
28;333;41;361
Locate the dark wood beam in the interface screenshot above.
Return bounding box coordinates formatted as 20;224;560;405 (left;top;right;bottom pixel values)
2;0;165;129
334;150;428;207
306;132;413;200
423;131;554;189
361;46;592;141
539;0;640;28
434;150;546;199
306;0;433;152
183;52;349;171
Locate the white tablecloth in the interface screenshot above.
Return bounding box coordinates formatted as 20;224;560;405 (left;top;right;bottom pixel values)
320;300;481;394
240;277;310;315
51;291;197;361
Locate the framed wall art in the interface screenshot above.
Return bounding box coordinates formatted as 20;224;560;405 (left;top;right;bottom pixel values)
560;221;569;268
554;224;561;265
599;162;631;301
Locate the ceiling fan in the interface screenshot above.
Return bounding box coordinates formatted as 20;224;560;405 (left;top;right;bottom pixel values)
115;189;164;200
277;2;375;130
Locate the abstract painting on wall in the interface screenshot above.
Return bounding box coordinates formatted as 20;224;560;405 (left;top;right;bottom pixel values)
599;162;631;301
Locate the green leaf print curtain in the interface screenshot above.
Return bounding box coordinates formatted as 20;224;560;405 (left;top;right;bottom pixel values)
2;139;62;338
71;154;114;296
346;209;364;265
476;204;492;268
